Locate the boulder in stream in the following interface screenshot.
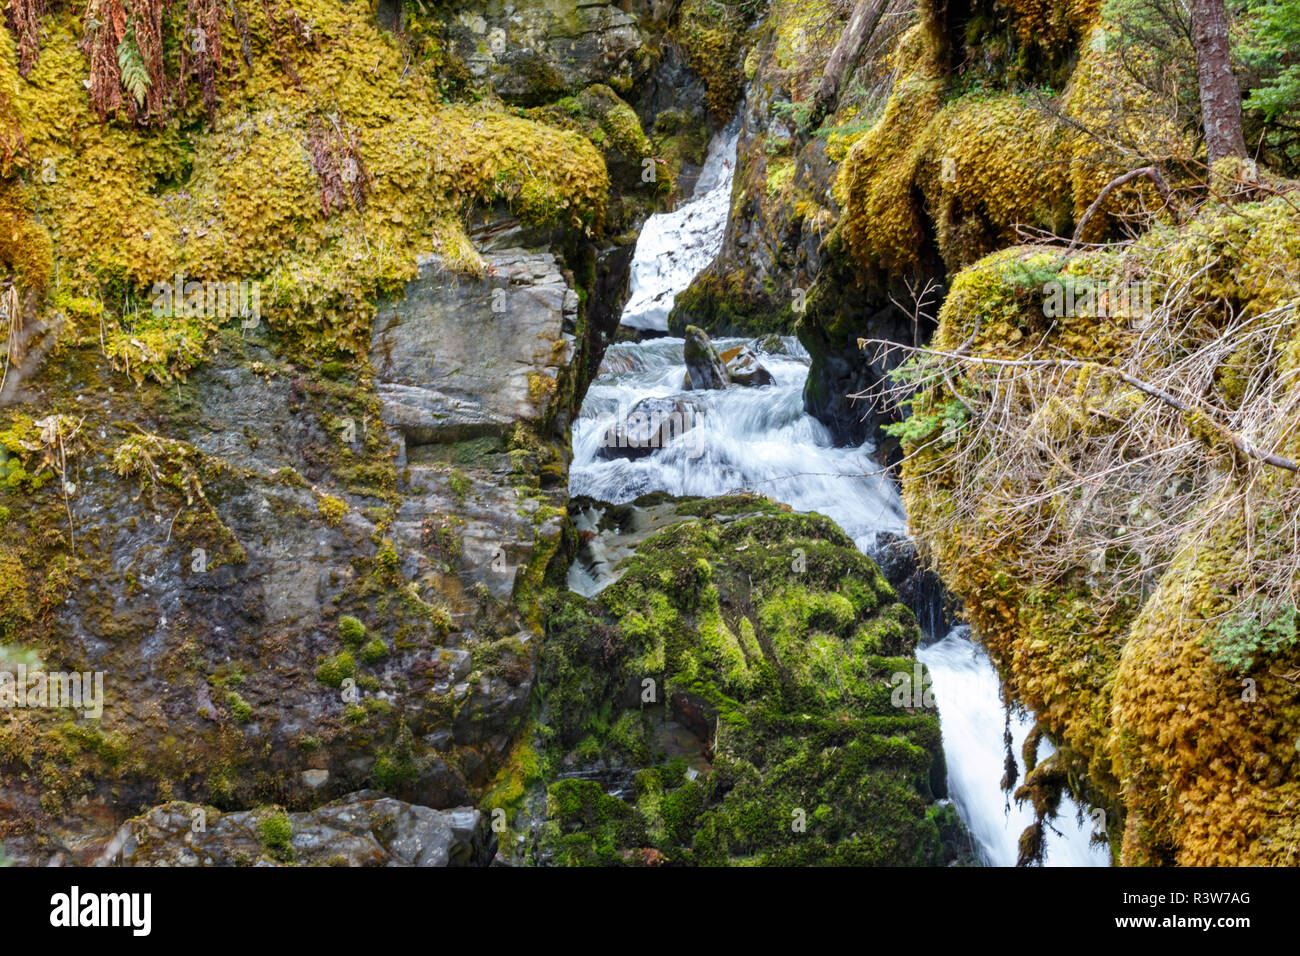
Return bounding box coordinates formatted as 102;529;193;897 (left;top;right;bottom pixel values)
597;396;697;461
682;325;731;390
720;343;774;387
509;494;966;866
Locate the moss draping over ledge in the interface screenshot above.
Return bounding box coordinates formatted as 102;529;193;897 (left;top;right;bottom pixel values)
898;198;1300;865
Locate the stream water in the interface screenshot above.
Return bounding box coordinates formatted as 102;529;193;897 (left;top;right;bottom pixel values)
568;128;1110;866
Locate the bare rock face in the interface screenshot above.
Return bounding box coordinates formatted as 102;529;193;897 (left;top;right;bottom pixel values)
92;796;482;867
442;1;644;105
682;325;730;390
0;240;585;866
371;250;579;440
370;249;575;606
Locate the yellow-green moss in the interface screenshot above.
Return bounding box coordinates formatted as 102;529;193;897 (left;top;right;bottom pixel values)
834;11;1194;278
315;491;347;527
901;199;1300;865
7;3;609;382
676;0;753;121
0;546;30;637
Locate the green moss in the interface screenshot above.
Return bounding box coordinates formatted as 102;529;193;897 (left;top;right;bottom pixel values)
446;469;471;505
359;638;390;665
256;811;294;862
225;691;253;723
524;494;953;866
316;492;348;527
675;0;756;121
314;652;356;689
0;547;31;639
371;720;420;792
481;729;543;818
338;615;367;646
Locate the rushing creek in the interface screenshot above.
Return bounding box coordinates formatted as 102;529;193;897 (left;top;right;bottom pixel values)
568;128;1110;866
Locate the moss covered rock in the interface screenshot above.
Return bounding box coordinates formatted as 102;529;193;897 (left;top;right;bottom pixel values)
899;199;1300;865
501;494;962;866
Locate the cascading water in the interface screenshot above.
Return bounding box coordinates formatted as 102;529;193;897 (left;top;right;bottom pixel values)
569;126;1110;866
570;336;907;550
619;121;739;332
918;629;1110;866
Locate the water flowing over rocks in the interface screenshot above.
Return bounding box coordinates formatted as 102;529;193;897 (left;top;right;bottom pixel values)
619;123;739;332
595;396;697;462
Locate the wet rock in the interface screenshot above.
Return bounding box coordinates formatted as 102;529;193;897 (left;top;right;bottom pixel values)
670;689;718;742
873;531;953;642
373;0;405;33
301;769;330;790
666;33;846;338
596;396;697;461
748;333;788;356
720;344;774;387
567;495;701;596
442;1;643;105
800;272;929;445
93;796;481;867
2;228;591;862
682;325;730;390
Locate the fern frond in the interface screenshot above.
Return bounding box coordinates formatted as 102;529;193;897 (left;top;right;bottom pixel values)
116;31;150;108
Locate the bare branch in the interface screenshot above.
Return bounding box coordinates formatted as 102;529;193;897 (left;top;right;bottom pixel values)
1070;166;1178;248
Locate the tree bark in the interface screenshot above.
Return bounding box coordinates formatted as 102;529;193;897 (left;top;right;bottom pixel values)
804;0;891;134
1190;0;1248;165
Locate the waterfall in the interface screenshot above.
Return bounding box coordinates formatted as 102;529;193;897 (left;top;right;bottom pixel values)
918;628;1110;866
618;121;740;332
569;126;1110;867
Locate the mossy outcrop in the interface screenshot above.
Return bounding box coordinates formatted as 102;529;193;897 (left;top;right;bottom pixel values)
0;0;682;864
4;2;612;374
439;0;645;106
495;494;965;866
899;199;1300;865
663;0;1192;443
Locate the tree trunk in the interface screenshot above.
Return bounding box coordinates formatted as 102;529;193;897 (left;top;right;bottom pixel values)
804;0;891;134
1190;0;1248;165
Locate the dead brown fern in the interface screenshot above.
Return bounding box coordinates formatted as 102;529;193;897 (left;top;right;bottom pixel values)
307;114;371;216
70;0;315;126
0;279;59;406
180;0;222;122
81;0;128;123
4;0;45;77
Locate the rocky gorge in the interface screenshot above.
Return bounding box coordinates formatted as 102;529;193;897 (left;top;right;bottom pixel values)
0;0;1297;870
